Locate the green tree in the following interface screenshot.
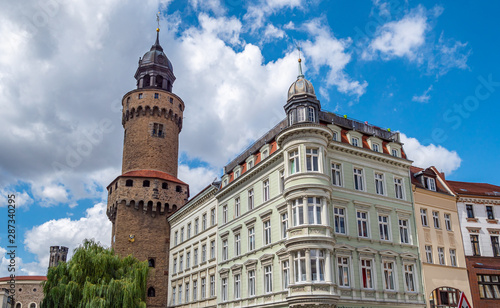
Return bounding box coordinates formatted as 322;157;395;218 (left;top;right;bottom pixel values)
41;239;149;308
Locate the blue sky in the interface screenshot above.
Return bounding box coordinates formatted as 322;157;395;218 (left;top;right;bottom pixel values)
0;0;499;275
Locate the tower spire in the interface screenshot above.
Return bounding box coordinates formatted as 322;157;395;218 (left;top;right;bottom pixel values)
297;45;304;79
155;11;161;46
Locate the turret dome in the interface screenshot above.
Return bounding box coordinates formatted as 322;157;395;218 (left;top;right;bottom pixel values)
287;75;315;99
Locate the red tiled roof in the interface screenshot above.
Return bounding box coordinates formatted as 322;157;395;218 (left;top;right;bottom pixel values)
410;166;452;195
108;170;187;188
0;276;46;282
448;180;500;198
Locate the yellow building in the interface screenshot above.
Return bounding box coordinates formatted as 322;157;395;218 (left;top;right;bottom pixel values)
410;166;472;308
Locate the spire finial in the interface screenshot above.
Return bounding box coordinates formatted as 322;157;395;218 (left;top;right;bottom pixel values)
297;45;304;79
155;12;161;45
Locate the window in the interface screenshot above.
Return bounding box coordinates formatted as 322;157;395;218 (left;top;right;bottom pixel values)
221;278;227;302
423;176;436;191
310;249;325;281
172;287;176;305
202;244;207;262
248;189;254;210
210;240;215;259
280;170;285;193
477;274;500;299
492;236;500;257
174;231;178;245
281;212;288;239
125;179;133;187
444;214;452;231
173;258;177;274
202;213;207;230
148;258;155;267
194;219;199;235
193;280;197;301
264;265;273;293
162;182;168;189
194;248;198;266
180;228;184;242
264;220;272;245
306;148;319;171
178;284;182;304
383;261;395;290
421;209;429;227
234;234;241;256
176;185;182;192
331;163;342;186
297;106;305;122
354;168;364;191
375;173;385;195
187;223;191;239
307;197;323;225
138;93;143;99
152;123;164;137
433;211;441;229
292;198;304;226
294;250;306;282
399;219;410;244
154;92;159;99
404;264;416;292
466;204;474;218
247;160;254;170
222;205;228;224
282;261;289;289
261;149;268;159
201;278;206;299
308;107;315;122
186;252;191;268
248;270;256;296
147;286;155;298
373;143;380;152
210;275;215;297
211;208;216;226
332;131;339;141
234;274;241;299
392;149;399;157
394;177;404;199
425;245;433;263
263;179;270;201
487;206;495;220
234;198;240;218
360;259;373;289
185;283;189;303
450;249;457;267
337;257;350;287
223;240;229;261
357;211;369;238
471;235;481;256
234;170;240;179
143;180;150;187
179;255;183;271
352;137;359;147
378;215;390;241
289;150;300;174
334;207;346;234
438;247;445;265
248;227;255;251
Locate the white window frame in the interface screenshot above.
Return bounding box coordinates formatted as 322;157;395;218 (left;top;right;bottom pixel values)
450;249;457;267
194;248;198;266
360;258;374;289
222;239;228;261
263;179;270;202
403;263;416;292
425;245;433;263
195;218;199;235
383;261;396;291
248;189;254;210
186;251;191;269
399;218;410;244
394;177;405;200
264;265;273;293
375;172;385;195
378;214;390;241
221;278;228;302
357;211;369;238
354;168;365;191
372;143;380;152
201;277;206;299
307;197;323;225
337;256;351;287
248;227;255;251
193;280;197;301
334;207;347;235
187;223;191;239
289;149;300;175
281;212;288;239
292;198;304;226
210;275;215;297
235;233;241;256
210;208;216;226
310;249;325;282
438;247;445;265
331;162;343;187
294;250;307;282
432;211;441;229
282;260;290;290
210;240;215;259
202;213;207;230
185;282;190;303
222;205;228;224
352;137;360;147
424;176;436;191
420;209;428;227
234;198;240;218
264;220;272;245
234;274;241;299
248;270;256;297
305;147;319;172
444;213;452;231
202;244;207;262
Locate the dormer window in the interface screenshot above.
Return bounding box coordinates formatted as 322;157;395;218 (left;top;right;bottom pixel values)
332;132;338;141
373;144;380;152
308;107;315;122
262;150;268;159
235;170;240;179
392;149;399;157
248;160;253;169
352;137;359;147
423;177;436;191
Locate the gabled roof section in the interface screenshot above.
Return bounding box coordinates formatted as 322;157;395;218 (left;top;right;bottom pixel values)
448;180;500;198
410;166;454;196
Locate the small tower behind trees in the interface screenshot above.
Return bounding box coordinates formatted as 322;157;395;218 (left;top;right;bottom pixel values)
48;246;68;268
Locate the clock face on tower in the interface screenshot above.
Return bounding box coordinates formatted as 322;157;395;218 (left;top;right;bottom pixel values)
158;55;165;64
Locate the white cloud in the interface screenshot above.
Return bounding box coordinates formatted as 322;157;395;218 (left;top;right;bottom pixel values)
412;85;433;103
302;19;367;99
178;164;219;196
189;0;227;16
427;32;470;76
366;6;428;60
244;0;302;32
401;133;461;175
263;24;286;42
21;202;111;275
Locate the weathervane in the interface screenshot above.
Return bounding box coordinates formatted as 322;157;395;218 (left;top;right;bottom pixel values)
296;44;304;78
156;11;161;32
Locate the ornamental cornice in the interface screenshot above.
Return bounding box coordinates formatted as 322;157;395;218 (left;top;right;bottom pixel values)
329;142;412;168
276;124;333;147
168;186;217;223
458;196;500;205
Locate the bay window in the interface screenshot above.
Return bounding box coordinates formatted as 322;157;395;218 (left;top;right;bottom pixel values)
307;197;322;224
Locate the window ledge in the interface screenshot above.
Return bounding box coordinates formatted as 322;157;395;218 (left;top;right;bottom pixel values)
467;218;478;222
487;219;498;224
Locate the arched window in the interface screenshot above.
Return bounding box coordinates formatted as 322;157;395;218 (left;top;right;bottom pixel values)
30;303;36;308
125;180;133;187
15;303;21;308
143;180;150;187
148;258;155;268
176;185;182;192
172;205;177;211
147;287;155;297
155;75;163;87
143;74;150;87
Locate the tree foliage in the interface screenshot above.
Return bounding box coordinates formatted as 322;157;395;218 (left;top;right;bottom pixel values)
41;239;149;308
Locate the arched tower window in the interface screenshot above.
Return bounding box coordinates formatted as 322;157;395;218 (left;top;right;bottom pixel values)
172;205;177;211
162;183;168;189
30;303;36;308
143;180;150;187
155;75;163;88
148;258;155;268
167;80;172;92
147;287;156;297
16;303;21;308
176;185;182;192
143;74;150;87
126;180;133;187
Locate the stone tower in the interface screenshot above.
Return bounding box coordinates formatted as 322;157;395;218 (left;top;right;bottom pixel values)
48;246;68;268
106;26;189;308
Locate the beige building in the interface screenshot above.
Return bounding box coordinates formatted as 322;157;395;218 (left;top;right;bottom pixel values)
0;276;46;308
410;166;471;308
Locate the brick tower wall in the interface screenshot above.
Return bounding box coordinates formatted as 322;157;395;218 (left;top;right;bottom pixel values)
121;88;184;177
